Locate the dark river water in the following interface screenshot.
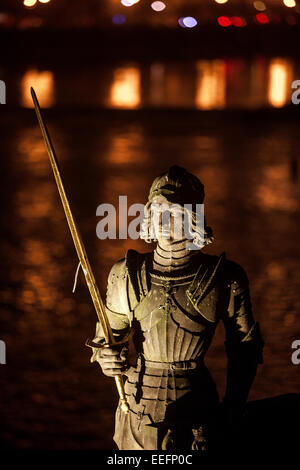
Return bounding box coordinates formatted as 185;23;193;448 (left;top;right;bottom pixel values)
0;58;300;450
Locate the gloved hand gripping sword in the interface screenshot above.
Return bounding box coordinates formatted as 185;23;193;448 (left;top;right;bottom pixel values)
31;87;130;414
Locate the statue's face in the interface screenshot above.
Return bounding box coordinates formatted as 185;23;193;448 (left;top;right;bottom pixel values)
150;197;187;244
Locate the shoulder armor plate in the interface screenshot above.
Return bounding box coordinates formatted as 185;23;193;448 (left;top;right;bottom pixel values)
186;252;226;323
126;249;152;309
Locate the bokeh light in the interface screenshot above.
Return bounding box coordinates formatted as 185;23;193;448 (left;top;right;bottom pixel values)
23;0;37;7
218;16;231;27
268;58;293;108
196;60;226;110
253;1;266;11
214;0;229;4
21;70;54;108
121;0;140;7
256;13;269;24
231;16;246;27
283;0;296;7
151;1;166;12
182;17;198;28
109;67;141;108
178;17;186;28
39;0;51;4
112;14;126;25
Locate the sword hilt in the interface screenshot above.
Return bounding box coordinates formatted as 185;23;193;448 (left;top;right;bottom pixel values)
85;335;132;414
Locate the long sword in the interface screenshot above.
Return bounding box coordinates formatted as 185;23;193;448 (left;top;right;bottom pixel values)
31;87;129;414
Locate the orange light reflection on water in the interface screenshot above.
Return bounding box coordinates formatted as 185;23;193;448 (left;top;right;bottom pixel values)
105;127;147;164
256;164;298;211
14;126;75;330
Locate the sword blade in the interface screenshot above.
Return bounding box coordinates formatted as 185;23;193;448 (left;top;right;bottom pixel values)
31;87;129;413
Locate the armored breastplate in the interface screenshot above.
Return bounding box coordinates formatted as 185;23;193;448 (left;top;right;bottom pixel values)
120;250;226;425
126;249;226;364
133;274;216;364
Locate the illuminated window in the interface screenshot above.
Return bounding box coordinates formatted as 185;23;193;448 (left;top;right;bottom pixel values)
109;67;141;108
267;58;293;108
196;61;226;110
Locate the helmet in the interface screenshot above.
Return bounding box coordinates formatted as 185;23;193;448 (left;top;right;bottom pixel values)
147;165;205;206
140;165;213;248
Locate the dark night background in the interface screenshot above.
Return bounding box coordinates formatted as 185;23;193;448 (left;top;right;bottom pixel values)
0;0;300;458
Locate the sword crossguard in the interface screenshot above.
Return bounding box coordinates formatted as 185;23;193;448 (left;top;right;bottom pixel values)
85;331;132;350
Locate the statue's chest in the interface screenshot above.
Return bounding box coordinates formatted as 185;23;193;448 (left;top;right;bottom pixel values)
134;280;220;334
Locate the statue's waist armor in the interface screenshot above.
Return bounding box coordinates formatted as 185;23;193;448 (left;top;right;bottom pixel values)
124;359;219;425
140;357;200;371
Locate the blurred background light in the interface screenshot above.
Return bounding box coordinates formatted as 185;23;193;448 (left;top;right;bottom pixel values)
253;1;267;11
23;0;37;7
231;16;246;27
218;16;231;27
112;14;126;25
109;67;141;108
21;70;54;108
256;12;269;23
214;0;229;4
178;17;186;28
39;0;51;4
182;16;197;28
151;1;166;12
121;0;140;7
196;60;226;109
283;0;296;7
268;58;293;107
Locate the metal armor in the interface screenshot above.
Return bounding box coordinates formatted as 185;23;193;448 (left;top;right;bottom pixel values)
90;249;263;450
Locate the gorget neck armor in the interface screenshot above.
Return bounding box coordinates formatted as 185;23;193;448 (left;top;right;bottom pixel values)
153;240;200;275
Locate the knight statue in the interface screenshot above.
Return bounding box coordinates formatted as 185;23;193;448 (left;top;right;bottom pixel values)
88;165;263;451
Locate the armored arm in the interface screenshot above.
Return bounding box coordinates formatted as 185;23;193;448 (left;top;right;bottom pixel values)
90;259;132;365
222;262;263;411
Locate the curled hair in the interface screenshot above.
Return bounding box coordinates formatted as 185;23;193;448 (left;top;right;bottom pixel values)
140;201;214;249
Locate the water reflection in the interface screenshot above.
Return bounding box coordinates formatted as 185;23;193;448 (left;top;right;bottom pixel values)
256;164;298;211
21;70;55;108
104;126;148;164
1;67;300;450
